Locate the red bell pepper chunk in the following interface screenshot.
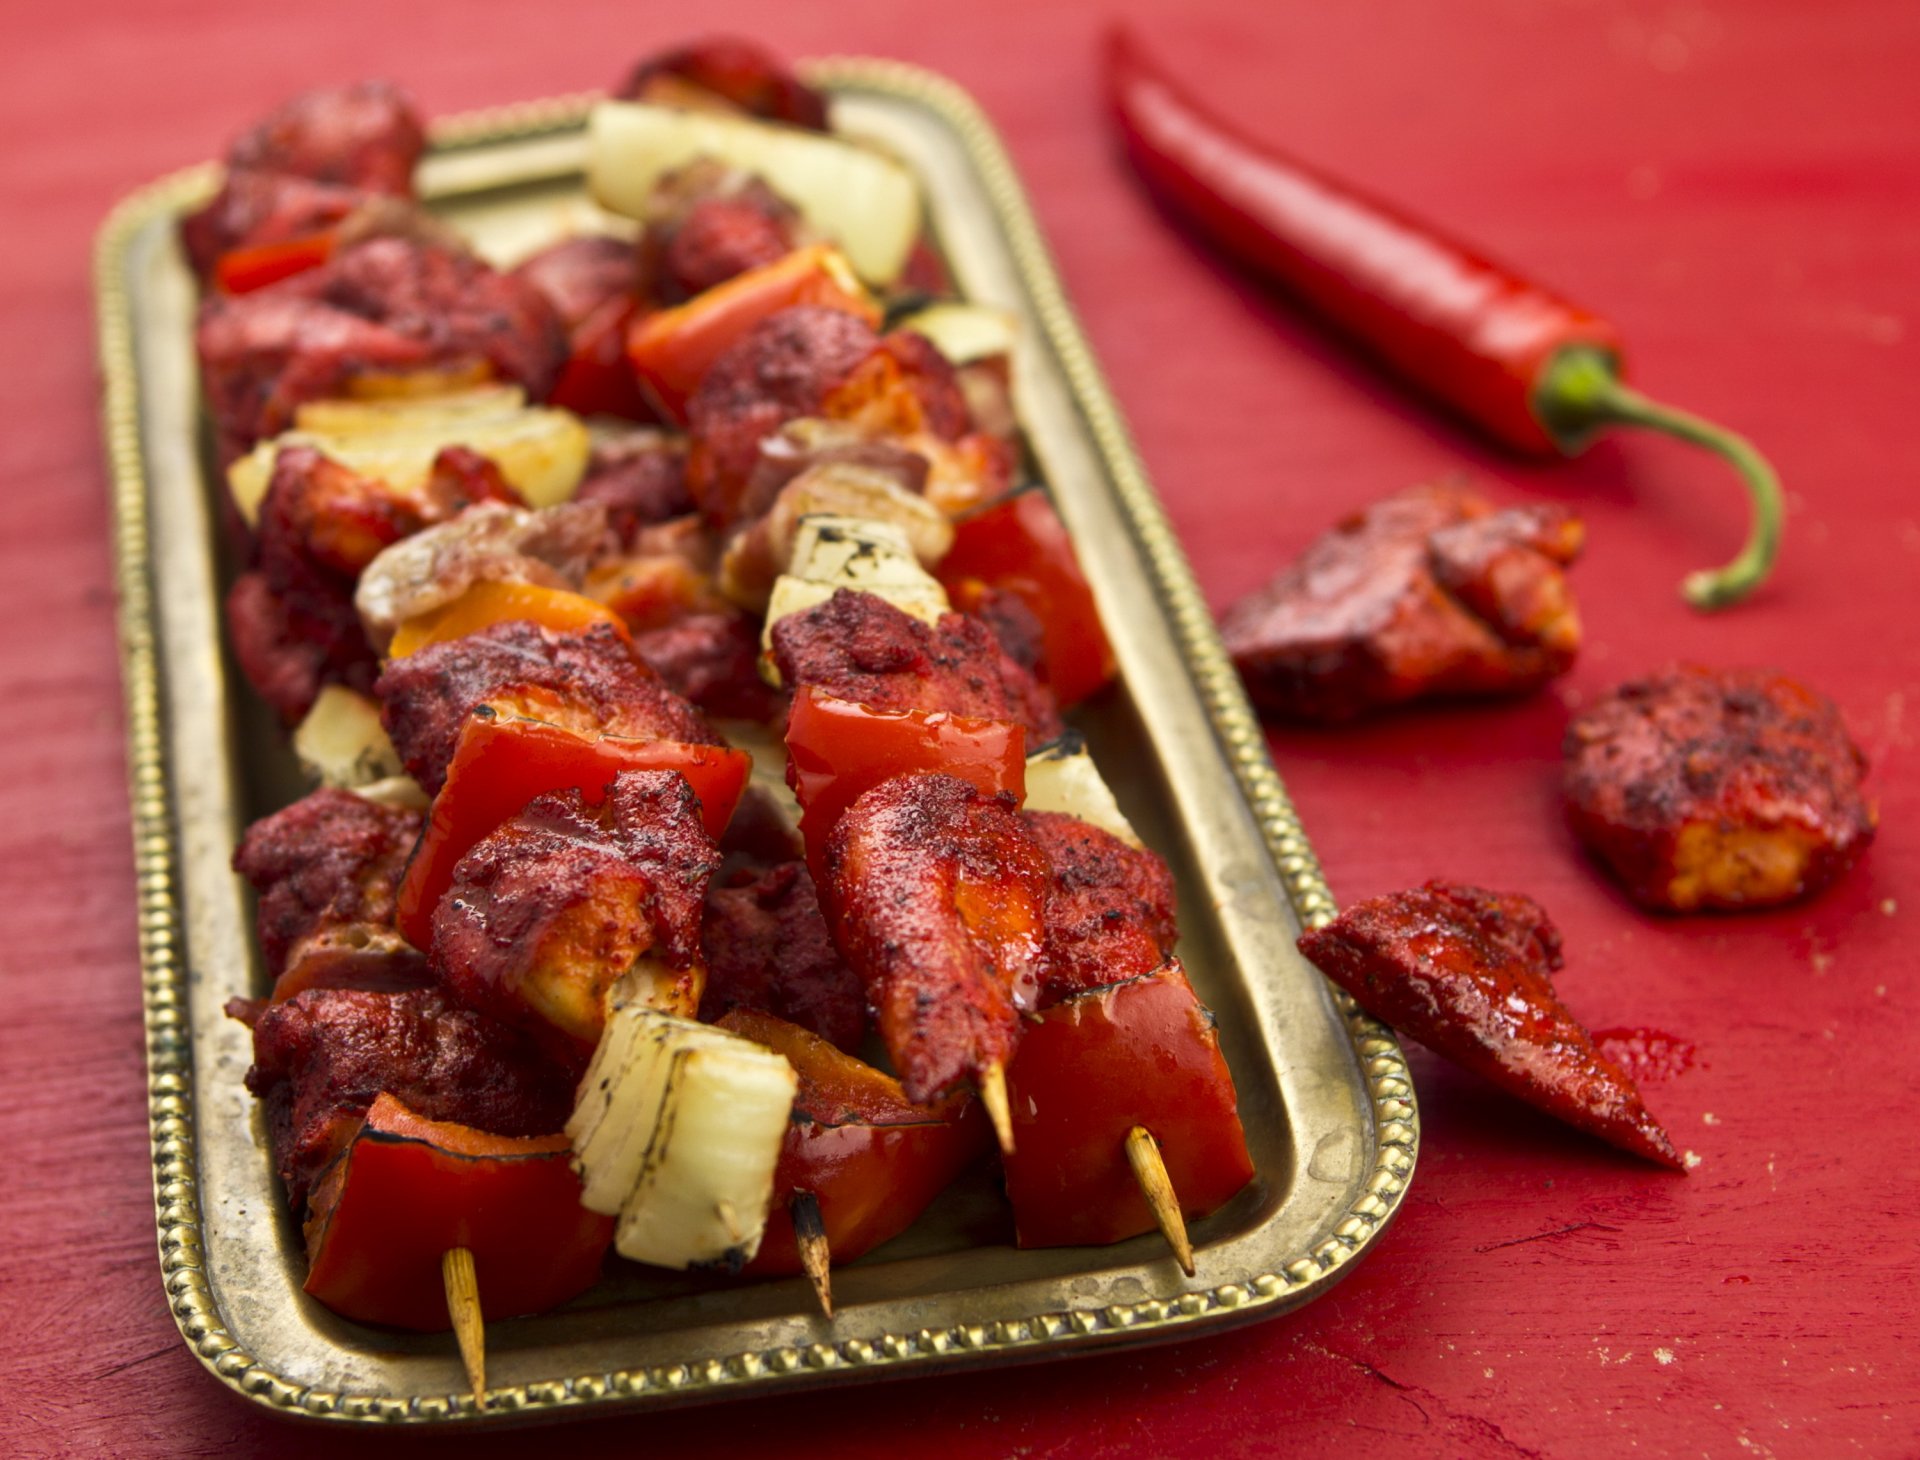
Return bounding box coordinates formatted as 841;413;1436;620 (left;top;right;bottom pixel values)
720;1010;989;1276
301;1093;612;1331
549;294;656;421
938;490;1116;708
395;703;750;948
213;230;337;294
627;244;879;424
1002;959;1254;1249
783;687;1026;883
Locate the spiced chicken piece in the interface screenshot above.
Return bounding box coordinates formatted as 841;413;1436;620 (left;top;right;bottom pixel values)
1021;811;1179;1004
637;161;805;304
375;618;723;795
684;306;988;533
432;771;720;1052
511;235;641;335
236;985;575;1211
196;236;567;453
1563;666;1876;911
574;431;694;545
180;81;427;278
227;444;518;721
233;787;423;987
770;588;1064;743
824;774;1050;1103
613;37;829;129
1298;882;1681;1168
1221;483;1584;723
699;861;866;1051
632;611;782;723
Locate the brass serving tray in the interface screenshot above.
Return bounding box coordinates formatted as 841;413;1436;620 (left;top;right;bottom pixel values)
94;59;1418;1425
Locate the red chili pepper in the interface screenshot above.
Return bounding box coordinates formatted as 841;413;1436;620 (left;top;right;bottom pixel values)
938;489;1117;709
301;1093;612;1330
784;687;1027;883
212;229;337;294
1297;881;1682;1168
1001;959;1254;1249
395;701;749;948
719;1009;989;1276
1105;27;1783;611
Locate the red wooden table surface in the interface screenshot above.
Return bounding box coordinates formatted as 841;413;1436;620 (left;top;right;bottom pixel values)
3;2;1914;1456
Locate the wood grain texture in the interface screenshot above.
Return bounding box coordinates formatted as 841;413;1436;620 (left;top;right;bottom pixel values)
1;1;1914;1456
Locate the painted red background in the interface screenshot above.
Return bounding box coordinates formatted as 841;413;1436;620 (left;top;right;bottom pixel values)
2;2;1914;1456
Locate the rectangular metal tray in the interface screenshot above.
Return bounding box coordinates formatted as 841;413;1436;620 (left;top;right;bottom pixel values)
94;59;1418;1425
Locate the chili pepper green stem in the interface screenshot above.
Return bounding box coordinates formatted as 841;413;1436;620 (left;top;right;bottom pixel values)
1534;347;1783;611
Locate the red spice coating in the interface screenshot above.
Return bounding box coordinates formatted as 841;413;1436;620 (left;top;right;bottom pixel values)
613;37;829;129
824;773;1050;1103
770;588;1064;743
240;985;575;1212
1021;810;1179;1005
375;619;722;794
1221;482;1583;723
700;861;867;1052
233;788;421;981
1298;881;1681;1168
1562;665;1875;911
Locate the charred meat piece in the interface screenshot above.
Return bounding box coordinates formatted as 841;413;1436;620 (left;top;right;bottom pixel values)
180;81;426;278
376;618;722;795
614;37;829;129
1564;666;1875;911
236;985;574;1211
1221;483;1583;723
637;161;804;304
824;774;1050;1103
685;305;886;531
224;80;425;194
770;588;1064;743
233;787;422;982
511;235;640;333
700;861;866;1051
196;236;567;451
354;499;610;651
632;611;783;723
575;431;694;546
433;771;720;1051
227;565;373;725
1021;811;1179;1004
1298;882;1680;1168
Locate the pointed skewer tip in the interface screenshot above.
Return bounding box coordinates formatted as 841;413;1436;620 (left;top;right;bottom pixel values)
1124;1126;1195;1277
790;1190;834;1319
441;1246;487;1403
978;1061;1015;1155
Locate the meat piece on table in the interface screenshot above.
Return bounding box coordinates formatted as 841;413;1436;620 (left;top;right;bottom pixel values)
375;618;722;795
770;587;1064;744
432;770;720;1052
233;787;422;984
196;236;567;452
1221;482;1583;723
824;773;1049;1105
700;861;866;1052
237;985;575;1211
1563;665;1876;911
1021;810;1179;1004
613;37;829;129
1298;881;1681;1167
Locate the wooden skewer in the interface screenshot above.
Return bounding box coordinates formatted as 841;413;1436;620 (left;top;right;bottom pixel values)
790;1190;834;1318
716;1199;745;1245
978;1060;1015;1155
1124;1126;1195;1277
441;1246;487;1403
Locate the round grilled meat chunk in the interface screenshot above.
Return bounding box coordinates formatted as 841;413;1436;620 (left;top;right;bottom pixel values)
1563;665;1875;911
